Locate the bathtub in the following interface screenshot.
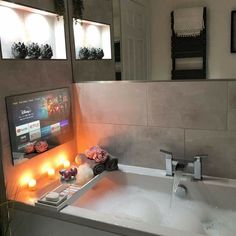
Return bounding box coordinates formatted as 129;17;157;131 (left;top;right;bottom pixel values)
61;165;236;236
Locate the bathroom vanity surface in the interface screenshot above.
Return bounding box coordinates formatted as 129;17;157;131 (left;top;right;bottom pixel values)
14;165;236;236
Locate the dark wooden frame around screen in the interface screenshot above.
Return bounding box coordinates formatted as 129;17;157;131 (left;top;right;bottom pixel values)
231;11;236;53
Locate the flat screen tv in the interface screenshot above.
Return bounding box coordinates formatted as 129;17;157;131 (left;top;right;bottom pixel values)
6;88;73;165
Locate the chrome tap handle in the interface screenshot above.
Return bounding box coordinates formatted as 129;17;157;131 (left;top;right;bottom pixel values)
193;155;208;180
160;149;173;176
194;155;208;161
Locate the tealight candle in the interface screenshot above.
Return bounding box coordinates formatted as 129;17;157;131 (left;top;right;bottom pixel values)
28;179;37;191
47;168;55;179
63;160;70;168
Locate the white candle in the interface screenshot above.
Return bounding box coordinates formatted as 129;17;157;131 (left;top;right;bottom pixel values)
28;179;37;191
63;160;70;168
47;168;55;179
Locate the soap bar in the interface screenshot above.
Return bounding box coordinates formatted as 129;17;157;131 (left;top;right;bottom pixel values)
45;192;60;202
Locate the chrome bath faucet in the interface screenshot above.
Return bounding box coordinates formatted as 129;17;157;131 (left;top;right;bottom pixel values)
160;149;207;180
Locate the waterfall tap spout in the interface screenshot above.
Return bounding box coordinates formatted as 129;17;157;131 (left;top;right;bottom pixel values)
160;150;207;180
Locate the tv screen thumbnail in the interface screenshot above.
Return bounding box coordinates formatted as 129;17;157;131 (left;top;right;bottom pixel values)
6;88;72;165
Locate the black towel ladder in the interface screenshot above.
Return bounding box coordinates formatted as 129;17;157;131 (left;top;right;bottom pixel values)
171;7;207;80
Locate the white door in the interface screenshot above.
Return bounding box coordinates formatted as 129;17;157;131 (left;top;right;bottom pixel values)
120;0;149;80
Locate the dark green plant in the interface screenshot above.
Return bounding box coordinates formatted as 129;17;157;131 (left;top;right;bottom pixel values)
73;0;84;24
1;200;12;236
78;47;90;59
27;43;41;59
78;47;105;60
96;48;104;59
11;42;28;59
41;44;53;59
0;184;20;236
89;47;97;59
54;0;65;19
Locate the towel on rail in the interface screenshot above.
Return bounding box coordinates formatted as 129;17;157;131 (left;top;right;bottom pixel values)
174;7;205;37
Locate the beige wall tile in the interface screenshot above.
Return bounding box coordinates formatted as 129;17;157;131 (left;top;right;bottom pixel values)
113;125;184;169
148;81;228;129
228;109;236;131
75;83;148;125
185;129;236;179
228;82;236;109
76;123;116;154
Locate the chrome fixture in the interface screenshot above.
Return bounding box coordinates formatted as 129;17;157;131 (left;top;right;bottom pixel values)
175;184;187;198
160;149;207;180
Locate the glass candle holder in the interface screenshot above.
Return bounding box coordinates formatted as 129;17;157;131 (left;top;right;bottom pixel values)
47;168;55;179
28;179;37;191
63;160;70;168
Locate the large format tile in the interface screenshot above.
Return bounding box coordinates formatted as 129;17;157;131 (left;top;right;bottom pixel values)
76;123;116;154
228;82;236;130
113;125;184;169
228;81;236;109
0;61;72;97
228;109;236;131
0;98;10;147
76;83;148;125
185;130;236;179
73;60;115;82
148;81;228;130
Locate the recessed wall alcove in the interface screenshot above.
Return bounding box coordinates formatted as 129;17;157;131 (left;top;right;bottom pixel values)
73;19;112;60
0;0;67;59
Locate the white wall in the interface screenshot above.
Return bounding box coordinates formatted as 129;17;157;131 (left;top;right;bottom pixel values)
150;0;236;80
113;0;121;40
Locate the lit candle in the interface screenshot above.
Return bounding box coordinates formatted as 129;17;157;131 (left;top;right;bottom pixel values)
47;168;55;179
28;179;37;191
63;160;70;168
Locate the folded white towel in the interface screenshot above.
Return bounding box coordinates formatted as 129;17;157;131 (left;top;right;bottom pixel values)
176;57;203;70
174;7;204;37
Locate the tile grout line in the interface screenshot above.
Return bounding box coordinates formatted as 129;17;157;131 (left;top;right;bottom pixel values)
81;121;234;133
146;83;149;127
184;128;186;158
226;81;229;131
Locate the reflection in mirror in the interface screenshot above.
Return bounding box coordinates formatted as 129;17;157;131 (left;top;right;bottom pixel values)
73;19;112;60
113;0;236;81
113;0;149;81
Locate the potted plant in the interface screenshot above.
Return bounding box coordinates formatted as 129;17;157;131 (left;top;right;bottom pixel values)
96;48;104;59
0;200;11;236
73;0;84;23
54;0;65;19
88;47;97;60
27;43;41;59
40;44;53;59
78;47;90;59
11;42;28;59
54;0;84;22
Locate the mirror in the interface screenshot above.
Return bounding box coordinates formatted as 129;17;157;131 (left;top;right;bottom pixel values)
112;0;236;81
68;0;116;82
73;19;112;60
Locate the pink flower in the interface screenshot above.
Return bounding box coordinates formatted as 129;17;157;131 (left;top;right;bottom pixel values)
85;146;108;163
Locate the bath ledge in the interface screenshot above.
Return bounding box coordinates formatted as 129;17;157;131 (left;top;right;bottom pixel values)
118;164;236;188
118;164;168;178
61;205;204;236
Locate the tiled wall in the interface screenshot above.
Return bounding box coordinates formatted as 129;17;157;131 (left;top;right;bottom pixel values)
74;81;236;179
0;0;76;192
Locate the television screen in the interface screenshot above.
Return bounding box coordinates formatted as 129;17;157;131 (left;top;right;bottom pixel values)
6;88;72;165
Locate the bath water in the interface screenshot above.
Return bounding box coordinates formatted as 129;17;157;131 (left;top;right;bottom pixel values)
76;183;236;235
